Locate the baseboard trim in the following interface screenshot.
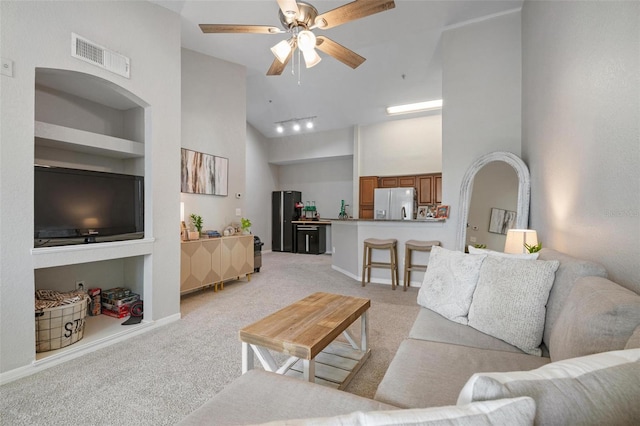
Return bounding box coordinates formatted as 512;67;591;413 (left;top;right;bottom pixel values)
331;265;422;288
0;313;181;385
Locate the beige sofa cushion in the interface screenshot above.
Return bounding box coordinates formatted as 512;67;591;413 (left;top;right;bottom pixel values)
177;370;397;425
458;349;640;426
626;326;640;349
537;248;607;347
258;397;536;426
409;308;527;355
467;257;559;356
549;276;640;361
373;339;549;409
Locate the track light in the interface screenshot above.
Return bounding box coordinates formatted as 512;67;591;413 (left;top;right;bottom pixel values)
274;116;317;135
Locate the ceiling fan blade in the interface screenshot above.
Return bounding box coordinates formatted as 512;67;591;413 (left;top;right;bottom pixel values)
316;36;365;69
315;0;395;30
267;50;293;76
199;24;282;34
277;0;299;19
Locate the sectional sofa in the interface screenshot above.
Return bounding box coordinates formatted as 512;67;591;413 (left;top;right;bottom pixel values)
179;248;640;425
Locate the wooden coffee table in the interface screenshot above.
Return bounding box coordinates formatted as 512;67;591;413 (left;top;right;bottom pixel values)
240;292;371;389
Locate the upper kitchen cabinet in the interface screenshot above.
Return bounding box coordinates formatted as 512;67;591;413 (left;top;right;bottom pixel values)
417;173;442;205
359;176;378;219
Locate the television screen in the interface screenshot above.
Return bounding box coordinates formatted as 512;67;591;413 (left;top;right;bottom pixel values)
34;166;144;247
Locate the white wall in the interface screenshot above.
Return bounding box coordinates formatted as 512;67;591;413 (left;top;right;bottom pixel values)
181;48;247;232
268;127;353;165
277;157;354;220
0;1;181;374
466;161;518;251
358;114;442;176
441;10;522;249
522;1;639;292
246;123;278;250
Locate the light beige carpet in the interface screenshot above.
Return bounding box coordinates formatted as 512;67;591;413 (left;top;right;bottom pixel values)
0;252;420;425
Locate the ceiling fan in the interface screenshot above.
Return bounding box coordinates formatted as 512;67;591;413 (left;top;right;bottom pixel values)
199;0;396;76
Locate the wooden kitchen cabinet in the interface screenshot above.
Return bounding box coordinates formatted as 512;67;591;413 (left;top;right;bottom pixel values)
359;176;378;219
398;176;416;187
379;177;398;188
417;173;442;205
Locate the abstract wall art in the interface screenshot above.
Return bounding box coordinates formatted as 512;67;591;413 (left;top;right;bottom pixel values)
181;148;228;196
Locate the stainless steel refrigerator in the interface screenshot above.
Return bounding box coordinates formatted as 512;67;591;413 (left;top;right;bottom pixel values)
374;188;415;220
272;190;302;252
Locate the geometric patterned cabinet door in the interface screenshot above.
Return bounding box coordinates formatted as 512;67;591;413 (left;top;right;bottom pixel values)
181;235;253;295
221;235;254;282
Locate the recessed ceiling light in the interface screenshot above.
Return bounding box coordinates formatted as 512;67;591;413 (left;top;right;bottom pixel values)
306;121;313;129
293;123;301;131
276;125;284;133
386;99;443;115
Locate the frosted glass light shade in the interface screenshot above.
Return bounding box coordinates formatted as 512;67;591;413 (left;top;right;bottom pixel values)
271;39;292;63
504;229;538;254
302;48;321;68
297;30;316;51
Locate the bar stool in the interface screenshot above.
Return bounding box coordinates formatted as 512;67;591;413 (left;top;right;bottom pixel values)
404;240;440;291
362;238;399;290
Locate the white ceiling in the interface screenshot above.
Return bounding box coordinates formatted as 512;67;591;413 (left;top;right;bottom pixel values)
152;1;523;138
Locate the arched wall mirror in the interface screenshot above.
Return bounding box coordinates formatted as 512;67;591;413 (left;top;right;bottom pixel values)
455;152;531;252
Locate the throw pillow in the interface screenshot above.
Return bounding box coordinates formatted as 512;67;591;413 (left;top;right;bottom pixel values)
548;276;640;361
258;397;536;426
626;326;640;350
457;348;640;425
467;257;560;355
468;245;539;260
417;246;487;325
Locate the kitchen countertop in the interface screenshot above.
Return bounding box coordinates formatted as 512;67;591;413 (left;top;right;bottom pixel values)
292;220;333;225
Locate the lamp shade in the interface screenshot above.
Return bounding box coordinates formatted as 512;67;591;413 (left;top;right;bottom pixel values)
271;39;292;63
302;48;321;68
504;229;538;254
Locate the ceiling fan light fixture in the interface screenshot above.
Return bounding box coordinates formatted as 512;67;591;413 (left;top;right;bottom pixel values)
271;39;293;63
302;48;322;68
386;99;443;115
297;30;317;52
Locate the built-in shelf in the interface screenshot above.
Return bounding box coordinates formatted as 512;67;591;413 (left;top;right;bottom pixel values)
32;238;155;269
35;314;150;362
35;120;144;159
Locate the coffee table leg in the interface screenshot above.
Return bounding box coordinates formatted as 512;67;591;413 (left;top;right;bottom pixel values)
303;359;315;383
242;342;253;374
361;311;369;352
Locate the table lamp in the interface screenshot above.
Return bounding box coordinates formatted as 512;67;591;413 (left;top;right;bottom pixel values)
504;229;538;254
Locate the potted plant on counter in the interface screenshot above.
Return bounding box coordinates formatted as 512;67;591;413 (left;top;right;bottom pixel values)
189;214;203;240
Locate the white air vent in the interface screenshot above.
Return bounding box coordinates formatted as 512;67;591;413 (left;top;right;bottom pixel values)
71;33;130;78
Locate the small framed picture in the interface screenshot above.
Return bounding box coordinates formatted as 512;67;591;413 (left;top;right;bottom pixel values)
426;204;437;218
417;206;428;219
436;205;450;219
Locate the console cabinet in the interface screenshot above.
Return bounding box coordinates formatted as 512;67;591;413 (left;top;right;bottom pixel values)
180;235;254;294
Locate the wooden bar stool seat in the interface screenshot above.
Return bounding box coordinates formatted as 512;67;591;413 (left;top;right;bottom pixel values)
362;238;399;290
404;240;440;291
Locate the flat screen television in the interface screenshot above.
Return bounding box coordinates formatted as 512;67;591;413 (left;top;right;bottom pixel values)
34;165;144;247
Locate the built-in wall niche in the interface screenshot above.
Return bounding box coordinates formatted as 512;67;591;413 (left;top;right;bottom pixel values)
35;256;144;296
34;68;145;176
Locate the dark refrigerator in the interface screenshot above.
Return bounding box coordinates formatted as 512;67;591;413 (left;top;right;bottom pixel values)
272;190;302;252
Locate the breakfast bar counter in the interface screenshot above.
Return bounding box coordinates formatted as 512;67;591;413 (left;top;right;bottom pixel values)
330;219;447;287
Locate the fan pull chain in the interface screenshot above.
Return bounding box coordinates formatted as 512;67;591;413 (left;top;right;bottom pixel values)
297;49;302;85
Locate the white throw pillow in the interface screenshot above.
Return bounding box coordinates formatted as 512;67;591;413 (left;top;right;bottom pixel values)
417;246;487;325
468;245;539;260
258;397;536;425
458;349;640;425
467;256;559;355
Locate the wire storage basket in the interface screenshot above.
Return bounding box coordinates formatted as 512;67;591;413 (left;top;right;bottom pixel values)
35;298;88;353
